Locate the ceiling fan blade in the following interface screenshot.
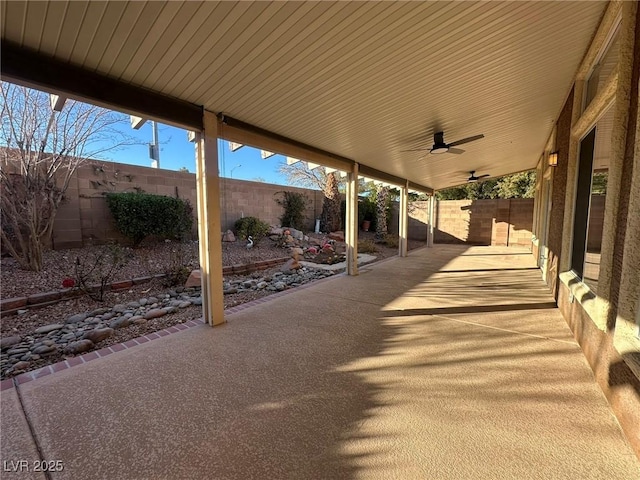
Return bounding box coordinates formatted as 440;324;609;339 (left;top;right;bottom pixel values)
401;148;432;152
448;147;465;155
448;134;484;147
478;174;491;179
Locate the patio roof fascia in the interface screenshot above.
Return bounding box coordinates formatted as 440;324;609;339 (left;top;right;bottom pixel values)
0;41;203;131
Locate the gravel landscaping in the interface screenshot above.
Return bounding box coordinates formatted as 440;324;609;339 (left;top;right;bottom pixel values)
1;232;425;379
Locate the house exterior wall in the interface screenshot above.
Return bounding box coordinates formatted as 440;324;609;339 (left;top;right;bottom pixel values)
540;1;640;458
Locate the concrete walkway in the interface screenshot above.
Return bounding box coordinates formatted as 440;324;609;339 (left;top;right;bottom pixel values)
2;246;639;480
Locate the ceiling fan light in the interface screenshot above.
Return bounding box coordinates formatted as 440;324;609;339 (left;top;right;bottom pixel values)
431;146;448;154
468;178;478;183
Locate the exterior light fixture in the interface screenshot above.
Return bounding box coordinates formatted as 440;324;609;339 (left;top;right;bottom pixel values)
548;151;559;167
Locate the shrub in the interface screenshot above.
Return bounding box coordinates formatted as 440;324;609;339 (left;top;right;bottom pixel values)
234;216;270;245
73;243;129;301
358;239;379;253
275;191;309;230
106;192;193;246
381;234;399;249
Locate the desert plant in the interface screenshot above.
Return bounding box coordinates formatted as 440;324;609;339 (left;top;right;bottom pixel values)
234;216;270;245
274;191;308;230
73;243;129;301
106;192;193;246
162;241;193;287
358;239;379;253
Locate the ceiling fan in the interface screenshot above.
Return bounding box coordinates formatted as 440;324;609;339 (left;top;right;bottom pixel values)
404;131;484;155
468;171;490;183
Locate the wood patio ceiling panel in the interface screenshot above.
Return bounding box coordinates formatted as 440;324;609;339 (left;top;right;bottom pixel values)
1;1;608;190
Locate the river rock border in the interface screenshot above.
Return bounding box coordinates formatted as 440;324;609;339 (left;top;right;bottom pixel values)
0;257;290;316
0;267;347;392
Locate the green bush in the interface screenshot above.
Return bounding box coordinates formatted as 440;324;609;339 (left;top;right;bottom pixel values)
234;216;270;245
106;192;193;246
275;191;309;230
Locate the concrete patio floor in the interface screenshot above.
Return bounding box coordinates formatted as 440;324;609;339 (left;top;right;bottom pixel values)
1;245;639;479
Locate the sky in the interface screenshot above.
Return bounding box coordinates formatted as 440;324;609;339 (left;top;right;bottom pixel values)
100;119;294;187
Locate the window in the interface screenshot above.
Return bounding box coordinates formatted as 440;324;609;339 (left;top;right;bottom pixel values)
572;105;613;294
584;25;620;112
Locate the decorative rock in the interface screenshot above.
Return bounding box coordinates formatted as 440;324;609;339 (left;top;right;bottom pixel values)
17;309;28;315
13;361;30;371
6;348;29;356
35;324;64;335
256;281;268;289
82;328;114;344
148;297;159;304
112;304;128;313
191;297;203;306
139;298;148;306
280;258;301;273
0;335;22;350
144;309;166;320
178;301;191;308
66;312;88;324
65;339;94;355
184;270;201;288
60;333;77;342
274;282;286;291
133;317;147;325
90;308;110;316
110;317;131;329
291;247;304;256
32;345;57;356
222;229;236;242
329;231;345;242
223;288;238;295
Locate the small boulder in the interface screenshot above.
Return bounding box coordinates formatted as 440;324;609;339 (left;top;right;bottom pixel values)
184;270;201;288
32;345;57;356
222;229;236;242
290;247;304;257
274;282;286;291
65;339;94;355
82;328;114;344
66;312;88;324
0;335;22;350
35;324;64;335
144;309;166;320
12;361;31;371
110;317;131;329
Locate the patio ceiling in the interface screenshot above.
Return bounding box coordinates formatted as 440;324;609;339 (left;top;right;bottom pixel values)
1;1;607;190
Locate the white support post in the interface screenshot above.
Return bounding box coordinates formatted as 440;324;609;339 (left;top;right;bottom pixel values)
399;182;408;257
195;111;225;326
427;194;435;247
346;163;359;276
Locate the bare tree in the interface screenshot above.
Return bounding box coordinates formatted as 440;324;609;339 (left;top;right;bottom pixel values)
0;83;135;271
279;161;343;232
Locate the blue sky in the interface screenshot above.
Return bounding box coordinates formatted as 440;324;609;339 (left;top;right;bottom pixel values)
101;120;293;186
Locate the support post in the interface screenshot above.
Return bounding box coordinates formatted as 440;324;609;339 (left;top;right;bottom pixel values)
346;163;359;275
399;182;408;257
427;194;435;247
195;110;225;326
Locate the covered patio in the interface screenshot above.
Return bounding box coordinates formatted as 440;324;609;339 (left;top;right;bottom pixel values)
1;0;639;472
3;246;639;479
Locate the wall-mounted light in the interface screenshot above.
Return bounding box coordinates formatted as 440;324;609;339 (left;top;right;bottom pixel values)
548;151;559;167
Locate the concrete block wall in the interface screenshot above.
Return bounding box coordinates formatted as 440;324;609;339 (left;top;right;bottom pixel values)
51;160;324;248
434;198;533;247
50;160;533;250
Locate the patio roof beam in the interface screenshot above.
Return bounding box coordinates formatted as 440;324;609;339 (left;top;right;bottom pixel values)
217;114;353;172
0;42;203;131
